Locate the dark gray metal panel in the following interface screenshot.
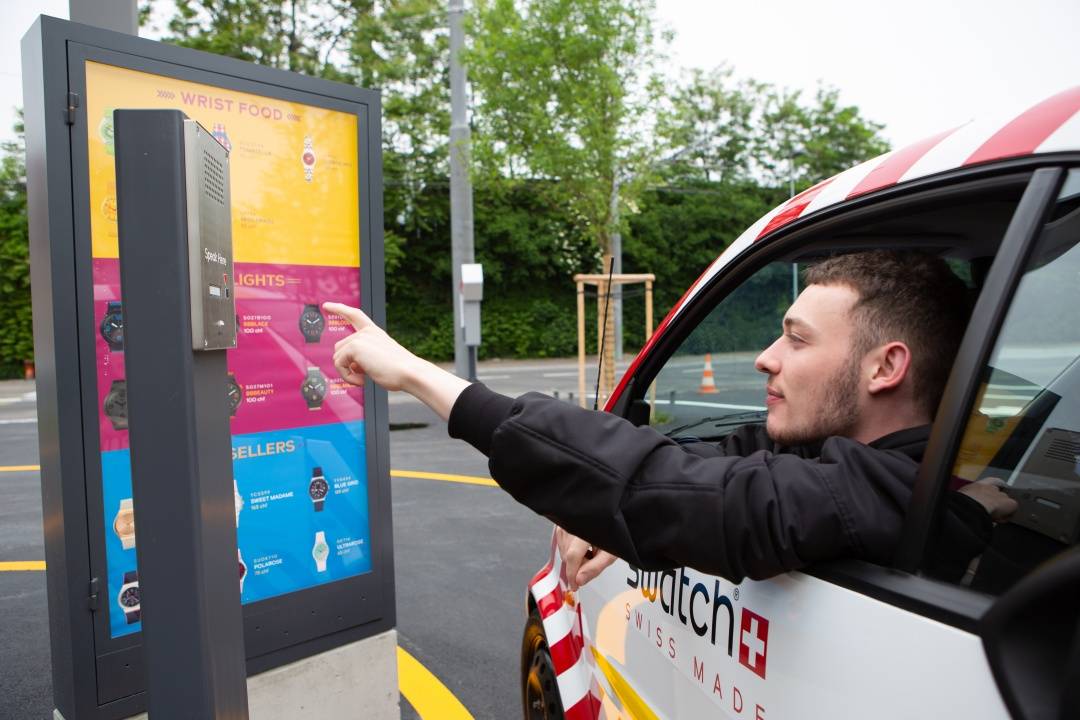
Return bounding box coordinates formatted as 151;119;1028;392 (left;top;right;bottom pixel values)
68;0;137;35
21;17;101;720
114;109;249;717
28;15;392;716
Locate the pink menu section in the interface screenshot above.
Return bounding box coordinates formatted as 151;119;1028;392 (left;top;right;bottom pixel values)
92;259;364;451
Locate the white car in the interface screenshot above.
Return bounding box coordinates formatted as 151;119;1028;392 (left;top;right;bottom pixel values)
521;87;1080;720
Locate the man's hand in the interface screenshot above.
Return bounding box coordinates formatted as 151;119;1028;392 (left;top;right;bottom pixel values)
323;302;470;420
958;477;1019;523
556;527;616;591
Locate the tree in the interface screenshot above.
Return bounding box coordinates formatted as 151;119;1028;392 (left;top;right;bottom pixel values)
469;0;666;397
0;115;32;377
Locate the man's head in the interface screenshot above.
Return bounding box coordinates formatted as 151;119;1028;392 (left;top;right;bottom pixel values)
754;250;970;445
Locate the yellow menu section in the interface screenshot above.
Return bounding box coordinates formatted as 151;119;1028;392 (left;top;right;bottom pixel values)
86;61;360;267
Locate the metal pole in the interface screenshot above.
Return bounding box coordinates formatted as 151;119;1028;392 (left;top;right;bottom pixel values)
449;0;475;379
69;0;137;35
789;153;798;302
114;110;248;718
610;177;623;360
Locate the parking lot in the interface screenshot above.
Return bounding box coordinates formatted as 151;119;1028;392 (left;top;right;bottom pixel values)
0;354;764;719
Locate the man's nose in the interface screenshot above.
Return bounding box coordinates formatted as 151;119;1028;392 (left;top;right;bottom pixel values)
755;338;781;375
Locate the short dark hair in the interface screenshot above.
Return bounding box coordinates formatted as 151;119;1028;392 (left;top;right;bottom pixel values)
804;250;970;418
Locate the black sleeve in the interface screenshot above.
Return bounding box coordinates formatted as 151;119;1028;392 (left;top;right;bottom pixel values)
450;385;916;583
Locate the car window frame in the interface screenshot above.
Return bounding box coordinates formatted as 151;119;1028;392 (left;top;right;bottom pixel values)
610;162;1077;631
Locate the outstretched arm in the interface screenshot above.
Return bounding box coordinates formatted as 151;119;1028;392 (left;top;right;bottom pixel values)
323;302;471;420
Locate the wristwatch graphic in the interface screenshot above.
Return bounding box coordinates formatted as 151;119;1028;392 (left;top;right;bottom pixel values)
226;373;243;416
238;549;247;594
103;379;128;430
301;136;316;181
299;304;325;344
309;467;328;512
117;570;140;624
234;479;243;528
113;498;136;550
100;301;124;352
301;367;327;410
312;531;330;573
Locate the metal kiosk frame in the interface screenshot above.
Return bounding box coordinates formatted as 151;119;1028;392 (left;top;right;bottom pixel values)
23;16;393;719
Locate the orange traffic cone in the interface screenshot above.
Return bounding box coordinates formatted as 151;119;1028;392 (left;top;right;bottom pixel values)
699;353;718;394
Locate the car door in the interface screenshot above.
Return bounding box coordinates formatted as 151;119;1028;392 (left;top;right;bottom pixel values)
573;166;1080;719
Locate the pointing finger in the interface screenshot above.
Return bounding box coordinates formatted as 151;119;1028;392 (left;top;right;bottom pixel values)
323;302;371;332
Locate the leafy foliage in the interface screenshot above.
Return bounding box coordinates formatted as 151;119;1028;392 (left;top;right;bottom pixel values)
0;117;31;377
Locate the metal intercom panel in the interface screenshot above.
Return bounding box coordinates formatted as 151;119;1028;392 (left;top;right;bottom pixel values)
184;120;236;351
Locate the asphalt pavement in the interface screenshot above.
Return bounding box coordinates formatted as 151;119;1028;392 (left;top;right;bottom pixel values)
0;355;769;719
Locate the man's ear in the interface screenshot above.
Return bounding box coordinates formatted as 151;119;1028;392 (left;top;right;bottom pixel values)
866;341;912;396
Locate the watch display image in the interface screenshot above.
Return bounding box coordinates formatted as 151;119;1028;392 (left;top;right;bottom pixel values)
312;531;330;573
300;136;316;181
299;303;325;344
226;372;243;416
301;367;327;410
103;379;128;430
309;467;329;512
100;301;124;352
234;479;243;527
238;549;247;594
113;498;136;550
117;570;140;624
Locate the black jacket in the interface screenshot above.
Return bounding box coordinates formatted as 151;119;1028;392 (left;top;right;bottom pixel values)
449;383;986;582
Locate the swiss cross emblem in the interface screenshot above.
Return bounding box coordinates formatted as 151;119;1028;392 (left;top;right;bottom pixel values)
738;608;769;679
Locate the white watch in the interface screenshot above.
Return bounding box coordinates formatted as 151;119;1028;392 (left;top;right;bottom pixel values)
312;531;330;573
234;480;243;528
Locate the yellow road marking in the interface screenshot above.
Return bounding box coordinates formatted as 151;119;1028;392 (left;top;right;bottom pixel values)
592;647;660;720
397;645;474;719
0;561;46;571
1;465;499;488
390;470;497;487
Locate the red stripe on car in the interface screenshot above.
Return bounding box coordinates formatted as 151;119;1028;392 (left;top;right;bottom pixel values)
966;86;1080;165
563;692;601;720
755;178;834;240
536;586;563;620
548;631;582;673
848;127;959;198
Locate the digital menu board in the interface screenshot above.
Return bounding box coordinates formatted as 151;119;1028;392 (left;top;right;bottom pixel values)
85;61;370;638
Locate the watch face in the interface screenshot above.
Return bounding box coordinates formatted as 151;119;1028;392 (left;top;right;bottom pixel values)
104;386;128;421
302;375;327;403
102;314;123;346
314;542;329;559
238;560;247;580
119;586;140;608
114;511;135;536
227;378;242;411
301;308;325;334
310;477;329;500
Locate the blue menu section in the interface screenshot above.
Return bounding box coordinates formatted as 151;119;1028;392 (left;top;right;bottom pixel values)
101;420;370;639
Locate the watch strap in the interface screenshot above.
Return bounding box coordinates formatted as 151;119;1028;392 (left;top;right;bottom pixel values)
313;498;324;512
123;570;138;584
125;608;141;624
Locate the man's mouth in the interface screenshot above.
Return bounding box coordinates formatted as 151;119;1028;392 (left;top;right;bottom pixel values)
766;387;784;406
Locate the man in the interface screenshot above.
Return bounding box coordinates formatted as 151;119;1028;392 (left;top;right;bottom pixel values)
325;250;1014;585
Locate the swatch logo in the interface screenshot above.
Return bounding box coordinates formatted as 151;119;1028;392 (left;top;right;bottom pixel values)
738;608;769;679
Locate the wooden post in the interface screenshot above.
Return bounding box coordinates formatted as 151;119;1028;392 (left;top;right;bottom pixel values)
577;280;586;408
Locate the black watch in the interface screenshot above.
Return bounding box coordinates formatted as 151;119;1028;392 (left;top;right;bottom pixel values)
117;570;140;624
103;379;128;430
100;301;124;352
309;467;328;511
299;304;325;344
301;367;327;410
226;373;243;416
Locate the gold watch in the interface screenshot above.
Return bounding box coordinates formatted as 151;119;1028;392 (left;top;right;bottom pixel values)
113;498;136;550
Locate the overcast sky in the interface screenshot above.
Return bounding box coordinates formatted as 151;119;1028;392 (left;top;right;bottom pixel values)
2;0;1078;149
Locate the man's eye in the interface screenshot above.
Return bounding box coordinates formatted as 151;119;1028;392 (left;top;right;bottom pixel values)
787;333;804;344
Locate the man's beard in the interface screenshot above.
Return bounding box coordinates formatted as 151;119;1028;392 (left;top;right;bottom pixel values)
767;357;861;446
